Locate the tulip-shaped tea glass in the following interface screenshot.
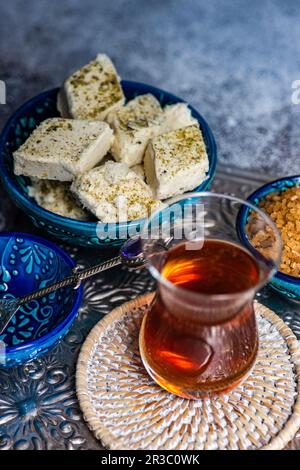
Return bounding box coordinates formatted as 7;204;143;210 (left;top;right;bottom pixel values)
139;192;282;398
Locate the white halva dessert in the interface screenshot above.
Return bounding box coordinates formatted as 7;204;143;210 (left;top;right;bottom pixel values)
13;118;113;181
144;124;209;200
71;161;161;223
12;52;211;223
28;179;88;220
131;164;145;180
57;54;125;120
108;94;164;167
162;103;198;133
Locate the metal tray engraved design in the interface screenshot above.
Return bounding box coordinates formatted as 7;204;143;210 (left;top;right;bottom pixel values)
0;164;299;450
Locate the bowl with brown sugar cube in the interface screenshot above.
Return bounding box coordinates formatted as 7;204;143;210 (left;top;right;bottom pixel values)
237;175;300;301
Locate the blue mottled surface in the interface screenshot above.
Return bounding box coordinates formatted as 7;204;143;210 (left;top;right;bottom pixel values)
1;0;300;174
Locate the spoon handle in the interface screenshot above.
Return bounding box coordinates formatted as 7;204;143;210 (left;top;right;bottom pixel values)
19;256;122;305
0;236;145;335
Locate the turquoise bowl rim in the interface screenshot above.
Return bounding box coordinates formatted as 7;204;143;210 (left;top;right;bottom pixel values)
244;175;300;287
0;231;83;360
0;81;217;244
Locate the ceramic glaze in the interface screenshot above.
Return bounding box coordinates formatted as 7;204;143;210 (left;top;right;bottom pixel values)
238;175;300;301
0;82;217;248
0;232;83;366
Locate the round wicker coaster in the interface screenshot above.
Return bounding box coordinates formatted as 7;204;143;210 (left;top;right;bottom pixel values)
76;293;300;450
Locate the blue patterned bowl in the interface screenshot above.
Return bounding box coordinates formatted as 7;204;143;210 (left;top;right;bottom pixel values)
239;175;300;301
0;232;83;367
0;81;217;248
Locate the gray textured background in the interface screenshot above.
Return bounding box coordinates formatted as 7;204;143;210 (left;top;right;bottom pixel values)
1;0;300;174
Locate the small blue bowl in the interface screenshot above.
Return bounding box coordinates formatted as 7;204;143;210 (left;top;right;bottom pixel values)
0;232;83;367
0;81;217;248
239;175;300;301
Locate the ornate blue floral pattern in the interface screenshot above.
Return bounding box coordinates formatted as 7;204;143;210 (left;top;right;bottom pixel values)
0;234;82;365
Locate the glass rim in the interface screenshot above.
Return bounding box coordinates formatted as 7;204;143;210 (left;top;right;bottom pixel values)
141;191;283;302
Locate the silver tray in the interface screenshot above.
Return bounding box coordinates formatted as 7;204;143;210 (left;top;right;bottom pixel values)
0;165;299;450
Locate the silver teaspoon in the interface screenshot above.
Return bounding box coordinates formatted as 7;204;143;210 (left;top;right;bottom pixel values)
0;237;145;336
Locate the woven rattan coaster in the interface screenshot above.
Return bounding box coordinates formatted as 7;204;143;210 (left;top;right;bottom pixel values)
76;293;300;450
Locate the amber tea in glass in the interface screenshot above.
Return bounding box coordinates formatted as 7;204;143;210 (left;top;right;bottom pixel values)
139;193;282;398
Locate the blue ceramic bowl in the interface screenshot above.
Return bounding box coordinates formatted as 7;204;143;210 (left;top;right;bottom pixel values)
0;81;217;248
239;175;300;301
0;232;83;367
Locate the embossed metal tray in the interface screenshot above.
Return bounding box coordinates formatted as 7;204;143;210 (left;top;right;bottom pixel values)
0;164;299;450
